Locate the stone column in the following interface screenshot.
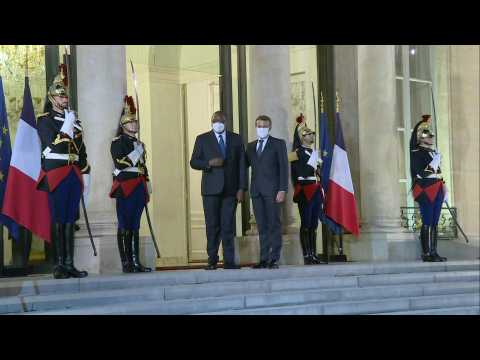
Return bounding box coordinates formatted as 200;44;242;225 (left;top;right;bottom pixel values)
240;45;302;265
350;45;415;261
73;45;155;273
450;45;480;246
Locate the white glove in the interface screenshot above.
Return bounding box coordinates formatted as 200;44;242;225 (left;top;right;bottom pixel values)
307;149;319;169
429;153;441;171
127;145;143;165
60;110;75;139
147;181;152;194
82;174;91;208
135;142;144;156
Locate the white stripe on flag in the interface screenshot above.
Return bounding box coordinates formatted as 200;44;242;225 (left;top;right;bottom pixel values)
10;118;42;180
329;144;354;194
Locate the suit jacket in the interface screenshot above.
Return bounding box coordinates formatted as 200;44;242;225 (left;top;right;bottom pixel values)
190;130;247;196
246;136;289;198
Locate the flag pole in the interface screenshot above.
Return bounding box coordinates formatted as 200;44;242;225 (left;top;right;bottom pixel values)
25;46;29;78
320;91;329;264
335;91;347;262
0;75;4;274
22;47;33;267
311;82;318;148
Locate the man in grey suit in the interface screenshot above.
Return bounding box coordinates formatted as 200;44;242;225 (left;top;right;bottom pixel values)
246;115;289;269
190;111;247;270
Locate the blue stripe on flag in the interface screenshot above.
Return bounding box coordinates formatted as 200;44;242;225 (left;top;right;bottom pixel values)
20;78;37;129
334;112;347;151
0;76;20;240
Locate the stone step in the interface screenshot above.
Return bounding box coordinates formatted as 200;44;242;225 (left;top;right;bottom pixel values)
242;282;479;310
13;281;479;315
376;306;480;315
27;295;245;315
357;270;479;287
2;266;478;314
1;261;478;299
200;293;480;315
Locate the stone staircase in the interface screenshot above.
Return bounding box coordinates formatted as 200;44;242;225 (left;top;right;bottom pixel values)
0;260;478;315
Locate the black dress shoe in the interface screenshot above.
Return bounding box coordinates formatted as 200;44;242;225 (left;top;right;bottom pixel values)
204;263;217;270
53;265;70;279
224;264;241;269
65;266;88;278
268;261;279;269
252;261;268;269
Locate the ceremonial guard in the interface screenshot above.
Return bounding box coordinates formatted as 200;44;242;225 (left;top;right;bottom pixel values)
289;114;324;265
410;114;448;262
110;96;152;273
36;65;90;279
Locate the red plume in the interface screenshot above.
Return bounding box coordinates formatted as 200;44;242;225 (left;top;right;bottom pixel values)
296;113;304;124
124;95;136;114
59;64;68;87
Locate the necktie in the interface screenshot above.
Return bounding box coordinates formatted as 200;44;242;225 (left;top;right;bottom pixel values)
218;135;226;159
257;139;264;156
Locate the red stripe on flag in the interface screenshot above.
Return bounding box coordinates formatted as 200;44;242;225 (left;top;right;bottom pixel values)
325;180;360;237
2;166;51;242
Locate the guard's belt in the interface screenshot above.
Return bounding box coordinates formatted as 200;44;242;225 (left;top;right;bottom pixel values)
298;176;317;181
417;174;443;179
44;153;79;162
113;167;144;176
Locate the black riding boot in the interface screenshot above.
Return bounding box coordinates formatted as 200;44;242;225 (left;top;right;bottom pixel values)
64;223;88;278
131;230;152;272
310;229;325;264
53;223;69;279
420;224;433;262
124;230;134;270
430;225;447;262
300;227;312;265
117;229;133;273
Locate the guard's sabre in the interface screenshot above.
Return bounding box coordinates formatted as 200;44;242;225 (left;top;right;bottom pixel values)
129;60;161;259
445;201;469;244
64;45;97;256
311;82;318;148
430;86;469;244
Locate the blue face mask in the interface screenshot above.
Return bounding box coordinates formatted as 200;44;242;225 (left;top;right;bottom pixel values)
212;122;225;134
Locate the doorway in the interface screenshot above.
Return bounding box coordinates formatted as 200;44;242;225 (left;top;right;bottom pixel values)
127;45;227;266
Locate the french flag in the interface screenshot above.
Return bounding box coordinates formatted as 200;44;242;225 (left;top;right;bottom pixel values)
1;78;51;242
325;112;360;237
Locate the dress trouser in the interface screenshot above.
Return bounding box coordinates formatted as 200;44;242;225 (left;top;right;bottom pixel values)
252;194;282;263
202;194;237;265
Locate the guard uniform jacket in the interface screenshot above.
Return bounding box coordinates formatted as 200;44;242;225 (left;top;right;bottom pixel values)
290;146;321;203
36;109;90;192
109;133;150;200
410;145;444;203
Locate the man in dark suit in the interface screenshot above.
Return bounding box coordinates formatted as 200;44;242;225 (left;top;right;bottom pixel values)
190;111;247;270
246;115;289;269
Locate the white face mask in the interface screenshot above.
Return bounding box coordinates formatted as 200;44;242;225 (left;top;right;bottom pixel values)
212;122;225;134
256;127;270;139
